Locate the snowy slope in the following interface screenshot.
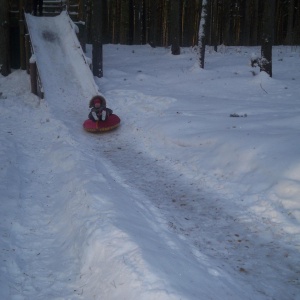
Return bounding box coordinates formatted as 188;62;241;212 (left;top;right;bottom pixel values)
25;12;99;119
0;12;300;300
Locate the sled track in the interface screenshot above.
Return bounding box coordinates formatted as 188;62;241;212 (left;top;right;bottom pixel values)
95;129;300;300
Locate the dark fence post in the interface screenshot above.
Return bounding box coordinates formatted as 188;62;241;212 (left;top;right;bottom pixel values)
25;34;31;74
92;0;103;77
19;19;26;70
30;59;38;95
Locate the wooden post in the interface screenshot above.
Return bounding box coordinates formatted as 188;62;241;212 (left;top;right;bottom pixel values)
25;34;31;74
30;59;38;95
19;0;27;70
19;20;26;70
92;0;103;77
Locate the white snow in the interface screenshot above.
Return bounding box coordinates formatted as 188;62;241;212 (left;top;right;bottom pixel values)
1;12;300;300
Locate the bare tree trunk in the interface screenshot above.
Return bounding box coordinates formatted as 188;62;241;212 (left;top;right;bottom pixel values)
198;0;210;68
119;0;129;44
242;0;251;46
133;0;144;44
92;0;103;77
294;0;300;44
285;0;295;44
171;0;180;55
161;0;170;47
252;0;259;45
128;0;134;44
0;0;11;76
260;0;275;77
211;0;219;50
148;0;158;47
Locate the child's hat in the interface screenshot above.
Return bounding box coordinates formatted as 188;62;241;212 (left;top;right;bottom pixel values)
89;95;106;108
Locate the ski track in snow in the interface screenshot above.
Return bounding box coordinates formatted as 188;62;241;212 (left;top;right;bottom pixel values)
92;95;300;300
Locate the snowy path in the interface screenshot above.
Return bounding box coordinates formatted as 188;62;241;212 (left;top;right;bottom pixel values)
93;124;300;300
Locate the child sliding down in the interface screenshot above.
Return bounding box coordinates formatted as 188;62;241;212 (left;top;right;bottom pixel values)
88;95;113;122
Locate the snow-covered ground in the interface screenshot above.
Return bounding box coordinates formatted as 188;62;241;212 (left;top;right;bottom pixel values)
1;13;300;300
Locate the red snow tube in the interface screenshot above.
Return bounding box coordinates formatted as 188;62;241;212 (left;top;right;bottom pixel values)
83;114;121;133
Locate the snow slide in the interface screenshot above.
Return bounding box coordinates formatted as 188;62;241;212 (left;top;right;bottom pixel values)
25;12;99;112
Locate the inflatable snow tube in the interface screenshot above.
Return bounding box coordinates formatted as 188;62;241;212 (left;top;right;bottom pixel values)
83;114;121;133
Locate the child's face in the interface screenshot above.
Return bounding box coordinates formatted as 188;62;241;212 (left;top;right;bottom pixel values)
95;102;101;108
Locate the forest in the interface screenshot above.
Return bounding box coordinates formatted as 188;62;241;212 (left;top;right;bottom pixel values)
81;0;300;47
1;0;299;77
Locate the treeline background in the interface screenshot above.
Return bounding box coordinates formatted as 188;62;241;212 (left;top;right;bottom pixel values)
82;0;300;47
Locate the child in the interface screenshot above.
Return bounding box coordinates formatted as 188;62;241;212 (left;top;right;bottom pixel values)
88;95;113;122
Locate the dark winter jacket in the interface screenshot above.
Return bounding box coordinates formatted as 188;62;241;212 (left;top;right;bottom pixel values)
88;107;113;122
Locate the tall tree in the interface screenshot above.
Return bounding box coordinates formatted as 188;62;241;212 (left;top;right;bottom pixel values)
161;0;170;46
260;0;275;77
0;0;11;76
242;0;251;46
171;0;180;55
133;0;144;44
210;0;220;50
119;0;129;44
294;0;300;44
92;0;103;77
198;0;210;68
128;0;134;44
285;0;295;44
221;1;232;45
148;0;158;47
251;0;260;45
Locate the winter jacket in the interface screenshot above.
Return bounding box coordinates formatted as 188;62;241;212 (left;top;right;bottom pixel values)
88;107;113;122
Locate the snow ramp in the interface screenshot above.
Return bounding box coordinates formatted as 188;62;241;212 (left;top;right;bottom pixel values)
25;12;99;111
